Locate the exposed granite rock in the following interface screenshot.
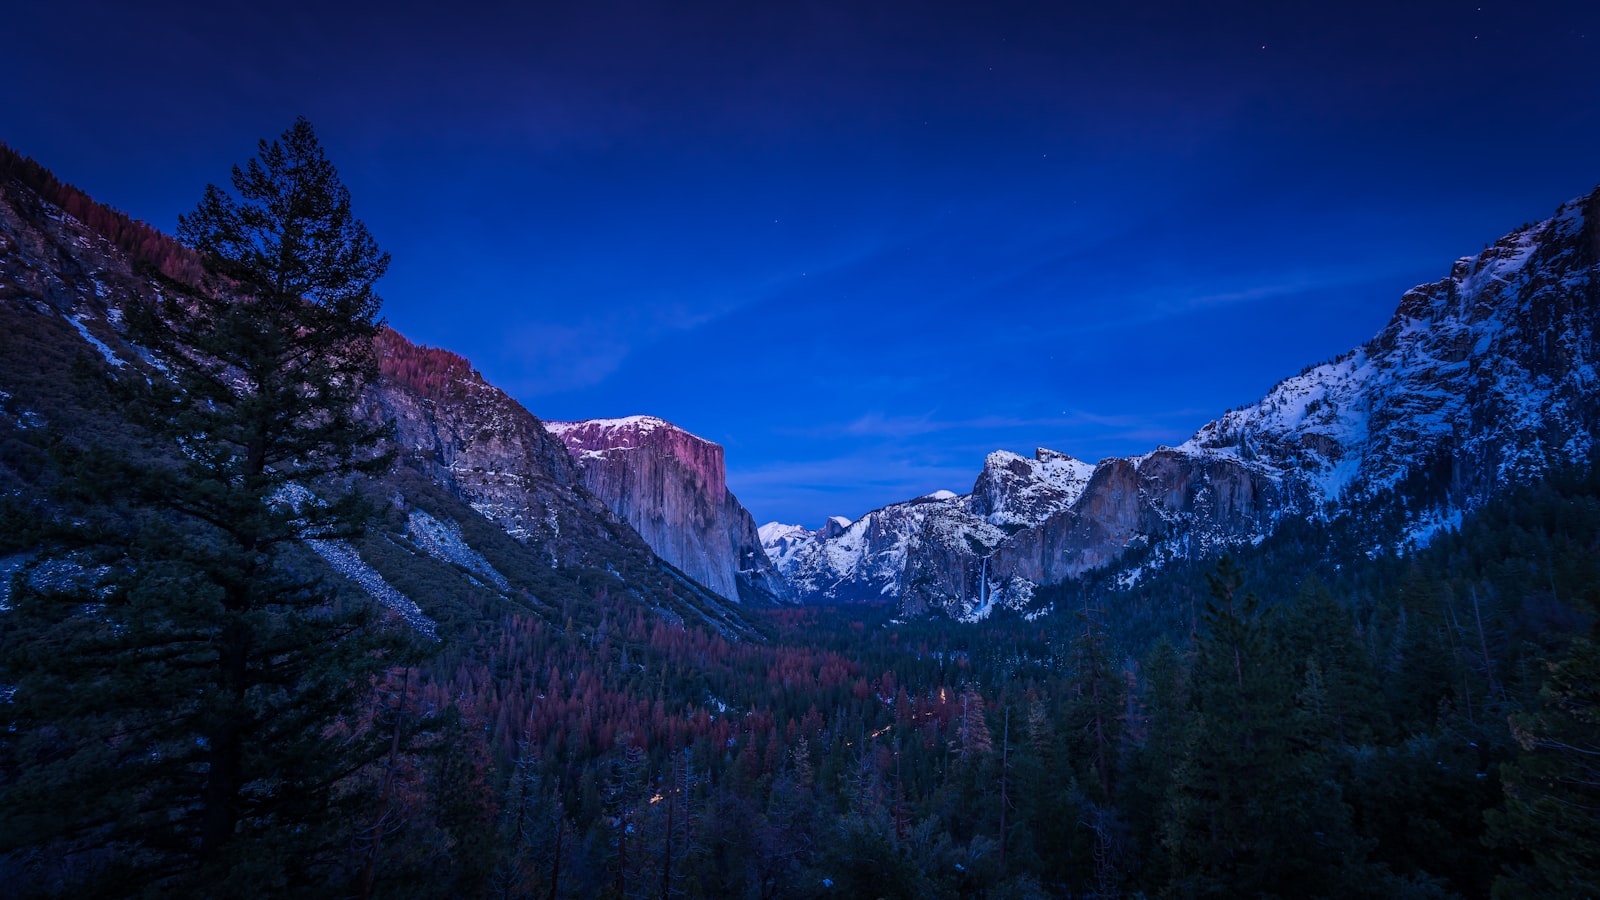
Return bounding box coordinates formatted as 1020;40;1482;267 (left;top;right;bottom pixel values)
989;450;1284;586
545;416;788;604
370;333;662;574
900;503;1010;619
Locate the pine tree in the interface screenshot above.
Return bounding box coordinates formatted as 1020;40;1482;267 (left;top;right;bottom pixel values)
0;118;415;895
1273;578;1388;745
952;684;994;762
1124;636;1188;890
1163;558;1374;897
1064;594;1123;803
1488;637;1600;897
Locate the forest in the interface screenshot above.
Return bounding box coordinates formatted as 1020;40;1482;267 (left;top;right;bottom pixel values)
292;462;1600;899
0;126;1596;898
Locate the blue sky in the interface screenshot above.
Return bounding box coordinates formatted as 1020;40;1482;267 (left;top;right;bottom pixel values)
5;0;1598;525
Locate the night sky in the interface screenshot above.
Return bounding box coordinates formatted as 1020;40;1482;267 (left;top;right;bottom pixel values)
5;1;1598;526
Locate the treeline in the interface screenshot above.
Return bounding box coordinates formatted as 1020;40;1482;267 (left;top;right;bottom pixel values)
328;463;1598;898
376;328;483;401
0;142;204;284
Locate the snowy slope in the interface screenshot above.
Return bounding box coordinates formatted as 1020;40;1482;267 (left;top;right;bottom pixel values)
760;493;959;604
773;187;1600;621
1186;196;1597;508
970;448;1096;527
763;446;1097;610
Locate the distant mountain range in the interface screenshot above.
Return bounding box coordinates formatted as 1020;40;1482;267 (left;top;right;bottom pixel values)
761;188;1600;620
3;140;1595;627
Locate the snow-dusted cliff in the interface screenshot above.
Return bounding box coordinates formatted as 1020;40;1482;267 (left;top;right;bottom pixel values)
768;187;1600;620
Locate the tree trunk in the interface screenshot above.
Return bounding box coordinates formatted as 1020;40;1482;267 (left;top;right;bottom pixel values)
201;620;251;858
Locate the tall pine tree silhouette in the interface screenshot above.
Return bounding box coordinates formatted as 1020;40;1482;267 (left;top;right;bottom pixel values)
1;118;415;895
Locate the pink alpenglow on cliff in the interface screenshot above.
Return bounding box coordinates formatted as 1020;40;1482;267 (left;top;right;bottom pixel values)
544;417;790;605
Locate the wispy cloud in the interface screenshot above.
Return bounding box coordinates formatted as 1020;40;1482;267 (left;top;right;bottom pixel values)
1036;265;1409;339
728;451;982;525
729;403;1208;525
841;412;1064;439
790;407;1208;442
492;299;732;395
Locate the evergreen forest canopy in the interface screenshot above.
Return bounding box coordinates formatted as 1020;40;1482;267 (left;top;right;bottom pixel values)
0;122;1596;898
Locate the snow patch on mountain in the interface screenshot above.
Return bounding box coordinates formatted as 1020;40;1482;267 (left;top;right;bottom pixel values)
271;483;440;637
543;415;679;448
63;312;125;368
406;508;512;592
307;538;438;640
757;522;813;572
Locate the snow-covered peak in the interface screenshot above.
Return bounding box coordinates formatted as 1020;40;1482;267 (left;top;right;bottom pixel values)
544;415;706;444
778;185;1600;616
759;522;817;573
922;489;959;501
757;522;806;544
543;416;727;474
1176;189;1598;505
970;446;1096;527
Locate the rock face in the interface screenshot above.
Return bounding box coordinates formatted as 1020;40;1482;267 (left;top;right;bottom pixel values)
768;186;1600;620
0;162;660;581
970;449;1096;527
545;417;788;604
371;333;656;571
1183;190;1600;509
987;450;1285;589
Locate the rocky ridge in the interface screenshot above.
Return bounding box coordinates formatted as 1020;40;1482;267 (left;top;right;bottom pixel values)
760;446;1095;612
766;187;1600;621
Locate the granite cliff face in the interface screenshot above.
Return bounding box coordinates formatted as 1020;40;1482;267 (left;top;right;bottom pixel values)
986;449;1285;587
545;417;788;604
768;186;1600;620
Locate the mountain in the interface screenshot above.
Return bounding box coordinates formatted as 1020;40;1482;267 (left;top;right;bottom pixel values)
0;150;760;640
759;491;956;605
767;187;1600;620
761;449;1102;614
544;416;788;604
